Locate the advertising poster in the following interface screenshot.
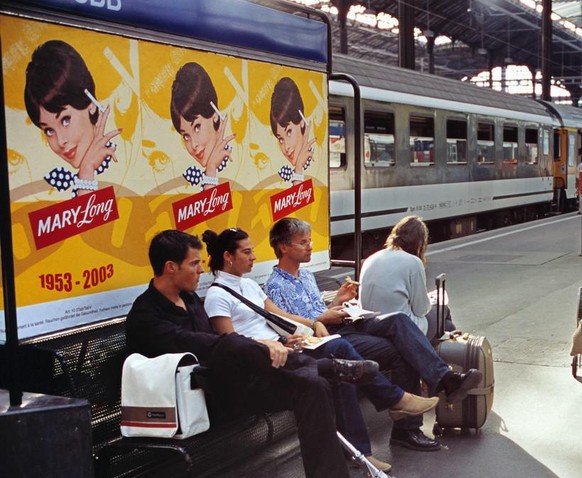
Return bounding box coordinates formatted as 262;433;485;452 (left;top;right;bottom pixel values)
1;15;329;339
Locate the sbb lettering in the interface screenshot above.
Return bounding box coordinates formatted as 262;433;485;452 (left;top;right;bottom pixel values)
74;0;122;11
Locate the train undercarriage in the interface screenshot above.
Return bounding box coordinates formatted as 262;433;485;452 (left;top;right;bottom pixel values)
330;199;565;261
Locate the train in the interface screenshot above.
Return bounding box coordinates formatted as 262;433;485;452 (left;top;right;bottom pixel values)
328;54;582;258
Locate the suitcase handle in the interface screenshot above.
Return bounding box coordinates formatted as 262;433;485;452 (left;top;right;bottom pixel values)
435;272;446;289
435;273;446;339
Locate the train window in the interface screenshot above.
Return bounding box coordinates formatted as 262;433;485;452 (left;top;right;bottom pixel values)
364;111;395;167
477;122;495;164
446;119;467;164
410;114;434;166
503;125;518;163
525;128;539;164
329;107;346;168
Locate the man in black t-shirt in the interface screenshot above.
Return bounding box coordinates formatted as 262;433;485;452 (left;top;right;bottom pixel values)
126;229;373;478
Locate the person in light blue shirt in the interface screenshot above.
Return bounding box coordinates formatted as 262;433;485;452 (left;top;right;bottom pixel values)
359;215;456;343
265;217;482;452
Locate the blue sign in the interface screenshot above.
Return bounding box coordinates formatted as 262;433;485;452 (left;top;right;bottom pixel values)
6;0;329;64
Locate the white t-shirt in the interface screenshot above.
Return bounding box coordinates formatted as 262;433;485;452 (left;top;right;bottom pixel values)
359;249;431;335
204;270;279;341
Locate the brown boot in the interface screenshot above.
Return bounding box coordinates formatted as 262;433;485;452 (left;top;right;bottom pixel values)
389;392;439;420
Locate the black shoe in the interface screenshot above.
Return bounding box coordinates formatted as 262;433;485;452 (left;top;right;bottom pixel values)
390;428;441;452
438;369;483;403
330;358;379;385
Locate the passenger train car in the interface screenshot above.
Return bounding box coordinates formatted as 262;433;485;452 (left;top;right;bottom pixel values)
329;54;582;258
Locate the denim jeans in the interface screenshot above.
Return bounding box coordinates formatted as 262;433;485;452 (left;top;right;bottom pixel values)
306;336;405;453
305;338;370;455
331;313;451;431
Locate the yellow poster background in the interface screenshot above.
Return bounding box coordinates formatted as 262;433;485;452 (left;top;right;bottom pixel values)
1;15;328;337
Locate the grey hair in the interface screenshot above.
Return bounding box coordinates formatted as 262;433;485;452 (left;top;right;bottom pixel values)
269;218;311;258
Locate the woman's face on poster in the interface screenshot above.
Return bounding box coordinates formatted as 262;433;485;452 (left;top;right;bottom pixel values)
275;120;304;165
38;104;95;169
178;113;218;168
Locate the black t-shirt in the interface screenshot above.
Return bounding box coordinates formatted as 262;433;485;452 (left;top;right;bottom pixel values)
126;281;219;361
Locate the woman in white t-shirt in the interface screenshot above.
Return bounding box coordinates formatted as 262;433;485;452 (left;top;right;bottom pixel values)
202;228;320;346
359;215;455;343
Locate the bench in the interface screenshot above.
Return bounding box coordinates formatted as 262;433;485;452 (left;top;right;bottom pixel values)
8;318;298;478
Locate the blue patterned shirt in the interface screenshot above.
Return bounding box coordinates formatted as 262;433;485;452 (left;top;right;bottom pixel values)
265;267;327;322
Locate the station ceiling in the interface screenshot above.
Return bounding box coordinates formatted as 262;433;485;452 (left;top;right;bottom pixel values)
300;1;582;98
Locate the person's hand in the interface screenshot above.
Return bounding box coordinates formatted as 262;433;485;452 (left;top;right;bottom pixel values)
286;335;307;352
333;281;358;305
313;321;330;337
293;121;316;173
204;114;235;173
78;105;122;182
257;339;288;368
319;306;347;325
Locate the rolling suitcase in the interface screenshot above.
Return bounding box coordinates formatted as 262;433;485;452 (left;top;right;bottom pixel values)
432;273;495;435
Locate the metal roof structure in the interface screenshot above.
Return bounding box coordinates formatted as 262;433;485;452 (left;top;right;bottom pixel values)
296;1;582;103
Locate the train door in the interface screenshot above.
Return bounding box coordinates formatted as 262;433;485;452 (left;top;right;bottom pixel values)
553;128;569;211
577;132;581;201
565;129;581;203
553;126;581;210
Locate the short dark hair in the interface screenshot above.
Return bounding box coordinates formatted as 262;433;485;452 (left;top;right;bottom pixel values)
269;77;306;136
269;218;311;258
24;40;98;128
148;230;202;276
202;227;249;274
170;62;220;133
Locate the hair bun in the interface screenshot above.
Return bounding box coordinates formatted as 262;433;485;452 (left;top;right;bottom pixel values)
201;229;218;254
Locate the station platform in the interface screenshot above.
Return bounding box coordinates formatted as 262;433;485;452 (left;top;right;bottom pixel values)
210;212;582;477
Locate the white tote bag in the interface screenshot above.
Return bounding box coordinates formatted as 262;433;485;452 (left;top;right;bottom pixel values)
120;352;210;439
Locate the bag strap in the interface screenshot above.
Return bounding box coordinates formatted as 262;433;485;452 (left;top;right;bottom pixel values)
210;282;271;319
210;282;296;338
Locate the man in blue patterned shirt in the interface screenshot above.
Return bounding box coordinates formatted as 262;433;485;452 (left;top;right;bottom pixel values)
265;218;482;452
